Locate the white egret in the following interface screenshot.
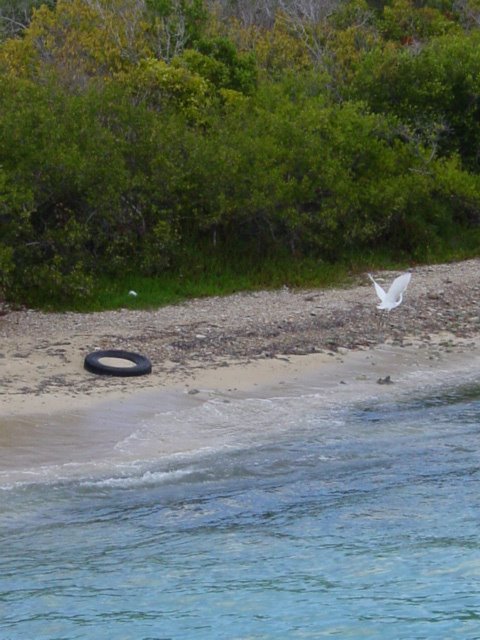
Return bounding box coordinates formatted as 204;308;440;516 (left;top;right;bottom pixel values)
368;271;411;311
128;290;138;297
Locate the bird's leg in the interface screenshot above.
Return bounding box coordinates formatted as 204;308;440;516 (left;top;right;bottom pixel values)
377;310;386;335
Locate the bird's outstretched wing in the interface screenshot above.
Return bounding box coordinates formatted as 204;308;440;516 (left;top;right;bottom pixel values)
386;272;411;303
368;274;386;303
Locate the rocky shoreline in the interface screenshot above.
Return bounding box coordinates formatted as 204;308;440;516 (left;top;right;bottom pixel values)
1;259;480;407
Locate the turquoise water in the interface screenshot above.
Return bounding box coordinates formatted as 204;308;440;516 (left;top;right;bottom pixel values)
1;386;480;639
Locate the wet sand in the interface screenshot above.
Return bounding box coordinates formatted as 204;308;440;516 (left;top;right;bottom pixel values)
2;330;480;486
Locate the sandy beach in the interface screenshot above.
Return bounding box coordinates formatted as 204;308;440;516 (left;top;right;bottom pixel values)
2;258;480;482
1;258;480;416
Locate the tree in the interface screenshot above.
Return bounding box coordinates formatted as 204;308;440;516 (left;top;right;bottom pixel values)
0;0;150;87
145;0;208;59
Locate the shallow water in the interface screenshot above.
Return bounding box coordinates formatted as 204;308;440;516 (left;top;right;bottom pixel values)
1;383;480;639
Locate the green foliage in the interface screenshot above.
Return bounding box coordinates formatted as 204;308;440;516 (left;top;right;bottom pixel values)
380;0;458;42
0;76;184;302
350;31;480;168
0;0;55;40
173;48;230;88
0;0;152;88
157;80;480;261
1;0;480;308
117;57;211;119
0;164;33;295
194;36;257;93
232;16;311;77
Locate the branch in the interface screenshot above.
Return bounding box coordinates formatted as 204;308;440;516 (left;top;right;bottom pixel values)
0;15;28;31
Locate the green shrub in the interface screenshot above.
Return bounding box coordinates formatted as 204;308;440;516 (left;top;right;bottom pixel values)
350;31;480;169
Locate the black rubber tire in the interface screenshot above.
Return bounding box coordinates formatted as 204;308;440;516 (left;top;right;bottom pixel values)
84;350;152;377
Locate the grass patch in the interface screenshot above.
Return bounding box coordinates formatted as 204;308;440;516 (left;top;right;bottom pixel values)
46;254;354;312
20;230;480;312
